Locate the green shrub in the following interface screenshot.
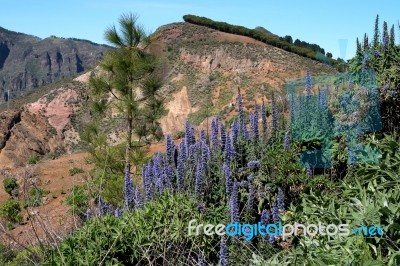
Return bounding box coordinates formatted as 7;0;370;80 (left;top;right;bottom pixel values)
69;167;84;176
27;153;41;164
65;185;89;219
3;246;44;266
0;244;16;265
0;199;22;224
48;192;213;265
27;187;49;207
3;177;18;196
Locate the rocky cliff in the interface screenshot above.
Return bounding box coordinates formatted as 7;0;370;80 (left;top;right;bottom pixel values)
0;26;109;104
0;79;88;168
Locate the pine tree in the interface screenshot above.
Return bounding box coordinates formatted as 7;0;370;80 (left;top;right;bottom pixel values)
356;38;362;54
86;13;165;172
390;24;395;47
373;15;380;48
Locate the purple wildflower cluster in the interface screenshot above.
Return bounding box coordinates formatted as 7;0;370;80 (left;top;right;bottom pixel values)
84;91;289;263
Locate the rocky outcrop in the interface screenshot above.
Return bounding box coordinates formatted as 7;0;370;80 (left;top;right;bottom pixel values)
0;80;87;168
0;26;109;104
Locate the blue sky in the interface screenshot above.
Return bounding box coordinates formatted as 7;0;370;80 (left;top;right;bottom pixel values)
1;1;399;60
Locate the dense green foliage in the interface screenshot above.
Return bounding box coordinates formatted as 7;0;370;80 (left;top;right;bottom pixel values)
183;14;338;67
65;185;89;219
0;245;45;266
0;199;22;224
47;193;211;265
26;153;41;164
3;177;18;196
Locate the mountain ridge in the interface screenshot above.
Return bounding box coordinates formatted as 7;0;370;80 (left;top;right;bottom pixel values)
0;25;110;104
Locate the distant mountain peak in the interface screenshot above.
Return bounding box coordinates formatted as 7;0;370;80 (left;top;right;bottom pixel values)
0;26;109;104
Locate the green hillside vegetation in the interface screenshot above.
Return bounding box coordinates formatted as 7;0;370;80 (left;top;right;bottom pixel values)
183;14;338;67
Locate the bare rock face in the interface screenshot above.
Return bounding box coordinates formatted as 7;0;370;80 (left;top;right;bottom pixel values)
0;80;87;168
159;86;199;134
0;26;109;104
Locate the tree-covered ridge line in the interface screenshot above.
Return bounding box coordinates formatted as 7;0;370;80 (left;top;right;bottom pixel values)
182;14;338;67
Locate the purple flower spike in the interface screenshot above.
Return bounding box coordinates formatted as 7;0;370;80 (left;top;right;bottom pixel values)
241;120;250;142
134;185;143;208
223;135;232;163
197;249;207;266
179;139;187;162
305;70;312;96
195;158;204;195
85;208;91;220
200;128;206;143
237;92;244;125
247;186;255;212
211;117;219;149
165;134;174;163
173;146;178;168
261;100;268;135
115;207;121;218
277;188;284;210
99;196;108;215
272;201;280;223
185;120;194;148
231;120;239;144
124;166;135;210
220;237;229;266
261;209;270;225
229;182;240;223
220;123;227;151
177;150;185;191
223;163;233;198
155;175;164;194
142;166;152;201
250;113;259;140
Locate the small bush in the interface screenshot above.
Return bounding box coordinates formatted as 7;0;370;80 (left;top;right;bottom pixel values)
27;187;49;207
0;199;22;224
27;153;41;164
3;177;19;196
65;185;88;219
3;246;44;266
0;244;16;265
69;167;84;176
